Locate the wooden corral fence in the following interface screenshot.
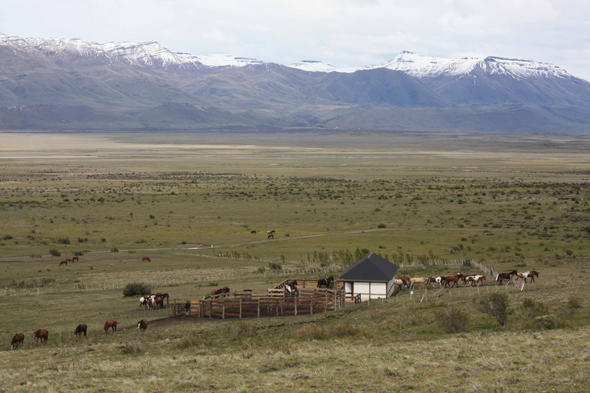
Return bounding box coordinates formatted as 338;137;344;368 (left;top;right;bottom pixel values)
274;278;344;290
186;287;346;319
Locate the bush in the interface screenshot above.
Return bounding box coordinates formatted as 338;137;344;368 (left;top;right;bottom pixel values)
121;342;144;354
522;298;548;317
57;237;70;244
74;251;84;256
377;223;387;228
269;262;282;270
178;331;207;349
473;293;510;326
111;247;119;253
49;249;61;257
2;235;13;240
123;282;151;297
567;294;582;310
436;307;470;333
536;315;567;330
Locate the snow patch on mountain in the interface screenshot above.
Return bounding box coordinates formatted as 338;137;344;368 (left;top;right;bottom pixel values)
176;52;263;67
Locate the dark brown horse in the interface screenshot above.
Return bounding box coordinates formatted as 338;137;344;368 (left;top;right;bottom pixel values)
267;234;274;239
496;270;517;284
11;333;24;350
104;320;117;335
142;256;151;262
59;260;67;266
137;320;148;331
33;329;48;344
396;276;411;287
250;230;257;234
72;256;79;262
74;324;87;337
211;286;230;296
528;270;539;283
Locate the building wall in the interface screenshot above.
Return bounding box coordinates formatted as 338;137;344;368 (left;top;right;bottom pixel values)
344;280;388;302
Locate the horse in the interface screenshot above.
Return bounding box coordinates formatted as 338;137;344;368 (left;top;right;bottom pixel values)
139;297;148;308
396;276;411;287
104;320;117;335
410;277;427;290
496;270;517;284
528;271;539;283
65;258;72;263
443;273;463;288
137;320;148;331
211;286;230;297
266;230;275;235
33;329;48;344
74;324;87;337
59;260;67;266
72;256;79;262
475;275;486;286
155;297;164;309
250;230;257;234
267;234;274;239
285;281;299;297
394;278;410;290
10;333;24;350
142;256;151;262
397;245;402;251
317;276;334;289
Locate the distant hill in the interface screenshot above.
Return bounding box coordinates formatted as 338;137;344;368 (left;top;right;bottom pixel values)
1;33;589;133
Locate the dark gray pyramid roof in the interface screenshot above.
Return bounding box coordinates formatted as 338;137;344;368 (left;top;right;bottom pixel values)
340;253;399;281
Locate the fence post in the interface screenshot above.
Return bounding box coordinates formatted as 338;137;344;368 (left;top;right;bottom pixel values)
239;299;243;319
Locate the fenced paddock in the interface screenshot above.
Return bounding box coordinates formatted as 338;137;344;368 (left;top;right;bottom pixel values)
185;284;346;319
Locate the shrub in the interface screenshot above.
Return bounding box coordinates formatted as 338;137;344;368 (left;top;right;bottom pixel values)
535;315;566;330
436;307;470;333
121;342;144;354
178;331;207;349
2;235;13;240
473;293;510;326
49;249;61;257
111;247;119;253
522;298;548;317
57;237;70;244
123;282;151;297
74;251;84;256
377;223;387;228
269;262;282;270
567;294;582;310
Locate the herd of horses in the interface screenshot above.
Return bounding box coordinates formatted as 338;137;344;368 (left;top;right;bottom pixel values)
394;270;539;290
249;229;276;239
58;256;79;266
139;293;169;309
9;319;149;350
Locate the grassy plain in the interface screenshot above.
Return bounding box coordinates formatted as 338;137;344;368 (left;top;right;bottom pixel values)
0;131;589;392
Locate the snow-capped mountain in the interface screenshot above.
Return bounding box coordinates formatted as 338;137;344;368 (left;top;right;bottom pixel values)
0;32;263;69
376;51;574;80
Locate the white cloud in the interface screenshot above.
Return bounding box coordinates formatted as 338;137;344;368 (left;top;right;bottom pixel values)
0;0;589;80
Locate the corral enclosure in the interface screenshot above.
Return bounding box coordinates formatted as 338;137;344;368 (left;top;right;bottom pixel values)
1;132;590;392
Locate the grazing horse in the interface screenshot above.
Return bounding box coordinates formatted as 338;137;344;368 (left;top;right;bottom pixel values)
139;296;148;308
496;270;517;284
74;324;87;337
11;333;24;350
267;234;274;239
444;273;463;288
33;329;48;344
142;256;151;262
250;230;257;234
65;258;72;263
59;260;67;266
410;277;427;290
72;256;79;262
396;276;411;287
155;297;164;309
137;320;148;331
397;245;402;251
104;320;117;335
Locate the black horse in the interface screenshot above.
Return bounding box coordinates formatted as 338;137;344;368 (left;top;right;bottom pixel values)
317;276;334;289
74;324;87;337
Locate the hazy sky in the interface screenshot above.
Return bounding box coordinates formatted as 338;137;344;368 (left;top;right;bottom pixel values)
2;0;589;80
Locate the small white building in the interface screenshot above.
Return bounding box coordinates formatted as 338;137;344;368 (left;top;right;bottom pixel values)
339;253;399;301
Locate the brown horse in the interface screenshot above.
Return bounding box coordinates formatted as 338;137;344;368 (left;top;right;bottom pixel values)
137;320;148;331
33;329;48;344
65;258;72;263
444;273;464;288
397;245;403;251
142;256;151;262
267;234;274;239
104;320;117;335
211;286;230;296
72;256;79;262
11;333;24;350
59;260;68;266
250;230;257;234
396;276;411;286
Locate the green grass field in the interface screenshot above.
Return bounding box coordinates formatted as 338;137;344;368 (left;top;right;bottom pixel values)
0;132;589;392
